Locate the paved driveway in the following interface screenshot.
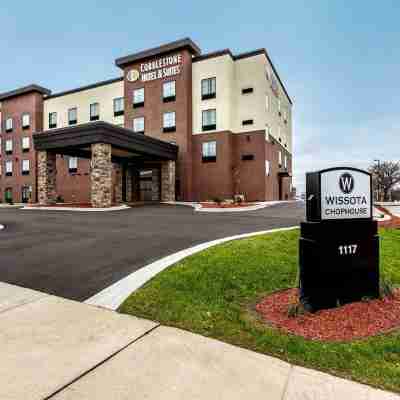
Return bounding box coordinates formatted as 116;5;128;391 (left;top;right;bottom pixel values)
0;202;304;301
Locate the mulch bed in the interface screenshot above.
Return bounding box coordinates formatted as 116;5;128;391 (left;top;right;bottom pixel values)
200;202;251;208
255;288;400;342
376;206;400;229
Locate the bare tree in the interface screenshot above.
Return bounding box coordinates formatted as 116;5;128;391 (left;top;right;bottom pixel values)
369;161;400;201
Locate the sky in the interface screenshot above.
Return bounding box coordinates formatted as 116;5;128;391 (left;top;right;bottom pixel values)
1;0;399;193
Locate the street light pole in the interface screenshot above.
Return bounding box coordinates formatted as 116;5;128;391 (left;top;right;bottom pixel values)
374;159;381;202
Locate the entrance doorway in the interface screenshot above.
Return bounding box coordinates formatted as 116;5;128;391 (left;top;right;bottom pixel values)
21;186;30;203
138;169;160;202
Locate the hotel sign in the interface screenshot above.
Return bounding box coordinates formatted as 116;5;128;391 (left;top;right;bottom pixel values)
127;53;182;83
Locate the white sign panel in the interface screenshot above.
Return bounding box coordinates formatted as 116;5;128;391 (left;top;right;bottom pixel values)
320;169;371;220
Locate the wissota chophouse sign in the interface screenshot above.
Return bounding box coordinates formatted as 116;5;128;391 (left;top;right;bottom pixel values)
127;54;182;83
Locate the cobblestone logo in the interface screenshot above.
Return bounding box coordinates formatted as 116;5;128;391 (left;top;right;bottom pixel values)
339;173;354;194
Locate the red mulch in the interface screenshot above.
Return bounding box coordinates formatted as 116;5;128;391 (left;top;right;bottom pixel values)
27;203;96;208
377;206;400;229
255;288;400;342
200;202;251;208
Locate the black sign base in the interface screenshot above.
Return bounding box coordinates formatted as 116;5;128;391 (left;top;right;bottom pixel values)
299;220;379;312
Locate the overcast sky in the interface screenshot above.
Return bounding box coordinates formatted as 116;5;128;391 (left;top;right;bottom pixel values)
1;0;398;193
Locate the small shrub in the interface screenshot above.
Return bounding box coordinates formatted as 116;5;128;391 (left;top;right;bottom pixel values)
56;195;65;203
380;279;395;299
287;302;307;318
212;196;222;205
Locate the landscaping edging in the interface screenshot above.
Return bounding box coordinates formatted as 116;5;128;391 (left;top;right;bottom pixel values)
162;200;295;213
21;204;130;212
85;226;299;310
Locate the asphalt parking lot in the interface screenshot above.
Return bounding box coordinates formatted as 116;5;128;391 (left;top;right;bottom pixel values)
0;202;304;301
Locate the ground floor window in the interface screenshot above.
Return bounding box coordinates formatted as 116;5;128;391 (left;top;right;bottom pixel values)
21;186;30;203
69;157;78;173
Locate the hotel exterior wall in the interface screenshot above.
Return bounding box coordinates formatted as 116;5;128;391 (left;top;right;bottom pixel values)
192;55;235;134
0;92;44;203
122;49;194;201
43;80;124;130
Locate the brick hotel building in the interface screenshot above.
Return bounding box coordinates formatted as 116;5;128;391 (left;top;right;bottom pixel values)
0;38;293;207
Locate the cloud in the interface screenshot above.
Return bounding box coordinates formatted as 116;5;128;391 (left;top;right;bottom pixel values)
293;115;399;194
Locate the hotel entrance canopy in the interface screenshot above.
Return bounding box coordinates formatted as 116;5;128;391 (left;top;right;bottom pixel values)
33;121;178;162
33;121;178;207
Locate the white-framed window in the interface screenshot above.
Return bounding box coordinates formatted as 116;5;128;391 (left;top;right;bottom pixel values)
265;124;270;141
49;112;57;128
22;113;30;128
202;109;216;131
201;77;216;100
90;103;100;121
133;117;145;133
68;108;78;125
265;66;271;81
5;139;13;153
284;155;288;169
265;95;270;111
22;159;30;173
113;98;124;116
163;81;176;100
278;99;281;113
278;151;282;167
265;160;270;176
133;88;144;106
5;118;13;132
22;136;30;151
163;111;176;132
5;160;12;175
202;141;217;162
68;157;78;171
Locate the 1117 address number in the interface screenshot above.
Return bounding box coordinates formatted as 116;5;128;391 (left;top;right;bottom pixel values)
338;244;358;256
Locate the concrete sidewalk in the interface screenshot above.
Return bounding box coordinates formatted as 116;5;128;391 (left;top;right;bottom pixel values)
0;282;398;400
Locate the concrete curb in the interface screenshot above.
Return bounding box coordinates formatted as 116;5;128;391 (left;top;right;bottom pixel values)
162;200;296;213
85;226;299;310
21;205;130;212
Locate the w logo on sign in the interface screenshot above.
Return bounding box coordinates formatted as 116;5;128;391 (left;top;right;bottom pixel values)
339;173;354;194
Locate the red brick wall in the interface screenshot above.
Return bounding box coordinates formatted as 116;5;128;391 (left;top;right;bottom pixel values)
0;92;44;203
122;50;194;201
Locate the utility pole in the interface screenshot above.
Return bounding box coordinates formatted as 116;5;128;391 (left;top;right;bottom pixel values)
374;159;381;202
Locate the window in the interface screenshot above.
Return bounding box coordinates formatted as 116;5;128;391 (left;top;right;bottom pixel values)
278;99;281;115
22;159;30;175
278;151;282;167
22;137;30;152
265;67;271;81
202;141;217;163
5;118;13;132
68;108;78;125
163;81;176;102
202;109;216;131
201;77;216;100
242;87;253;94
90;103;100;121
133;117;145;134
284;155;288;170
133;88;144;108
5;139;13;154
49;112;57;129
265;160;270;176
265;95;270;111
21;186;30;203
278;126;282;141
283;109;288;123
163;111;176;132
113;98;124;117
242;154;254;161
5;161;12;176
22;113;30;129
242;119;254;126
68;157;78;173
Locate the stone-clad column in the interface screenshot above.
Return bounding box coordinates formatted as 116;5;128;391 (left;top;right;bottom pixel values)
114;164;123;204
161;160;176;202
126;167;133;202
151;168;160;201
91;143;112;208
37;150;57;205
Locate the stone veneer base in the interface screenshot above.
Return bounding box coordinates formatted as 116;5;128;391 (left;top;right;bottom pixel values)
21;205;130;212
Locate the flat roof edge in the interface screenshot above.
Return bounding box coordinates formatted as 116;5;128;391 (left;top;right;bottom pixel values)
0;84;51;102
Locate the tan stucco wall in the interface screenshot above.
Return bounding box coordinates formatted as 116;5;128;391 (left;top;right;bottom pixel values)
192;53;293;154
43;80;124;129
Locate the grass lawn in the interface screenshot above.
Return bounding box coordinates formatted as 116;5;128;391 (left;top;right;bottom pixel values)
119;228;400;392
